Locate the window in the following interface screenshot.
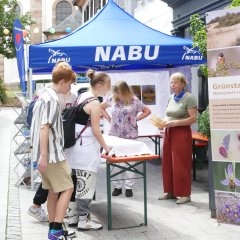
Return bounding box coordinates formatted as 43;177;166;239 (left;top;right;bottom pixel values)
84;5;89;22
94;0;101;14
102;0;106;7
89;0;93;18
56;1;72;25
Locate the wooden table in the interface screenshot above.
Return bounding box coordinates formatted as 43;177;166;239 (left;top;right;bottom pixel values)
101;154;159;230
138;133;163;159
139;130;209;181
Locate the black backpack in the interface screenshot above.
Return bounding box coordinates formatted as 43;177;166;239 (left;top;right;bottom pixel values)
62;97;97;149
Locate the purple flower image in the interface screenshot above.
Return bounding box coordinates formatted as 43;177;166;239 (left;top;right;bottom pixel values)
223;204;232;218
216;184;240;226
221;204;240;224
232;210;240;223
220;163;240;190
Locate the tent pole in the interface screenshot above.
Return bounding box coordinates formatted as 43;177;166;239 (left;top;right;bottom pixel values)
28;68;34;191
29;68;33;101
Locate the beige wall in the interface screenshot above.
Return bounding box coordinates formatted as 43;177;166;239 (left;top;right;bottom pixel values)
30;0;43;44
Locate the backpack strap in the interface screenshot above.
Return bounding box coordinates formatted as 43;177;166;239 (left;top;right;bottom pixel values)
79;96;98;106
75;97;98;145
76;121;91;145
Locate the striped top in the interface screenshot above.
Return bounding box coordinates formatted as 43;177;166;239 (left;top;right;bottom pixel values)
30;88;66;163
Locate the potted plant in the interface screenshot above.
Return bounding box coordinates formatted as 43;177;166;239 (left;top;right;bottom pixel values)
197;106;210;138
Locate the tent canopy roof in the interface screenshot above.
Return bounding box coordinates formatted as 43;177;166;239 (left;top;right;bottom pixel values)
29;0;205;73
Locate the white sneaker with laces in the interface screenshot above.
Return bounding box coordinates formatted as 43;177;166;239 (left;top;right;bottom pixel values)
27;205;48;222
77;215;103;231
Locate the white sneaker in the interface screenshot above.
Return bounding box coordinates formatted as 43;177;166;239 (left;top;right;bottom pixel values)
77;215;103;231
68;202;78;227
27;205;48;222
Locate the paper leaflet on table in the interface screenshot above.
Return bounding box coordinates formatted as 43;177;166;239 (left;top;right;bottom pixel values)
102;135;153;157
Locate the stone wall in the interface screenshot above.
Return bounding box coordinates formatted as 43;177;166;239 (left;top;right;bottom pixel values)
30;0;43;44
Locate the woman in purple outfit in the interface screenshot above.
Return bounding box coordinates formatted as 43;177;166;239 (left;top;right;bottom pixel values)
101;81;151;197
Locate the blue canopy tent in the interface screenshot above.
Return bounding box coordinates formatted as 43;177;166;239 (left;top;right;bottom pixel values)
28;0;205;74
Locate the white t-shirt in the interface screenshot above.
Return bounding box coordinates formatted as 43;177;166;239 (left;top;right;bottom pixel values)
58;92;77;112
64;92;101;173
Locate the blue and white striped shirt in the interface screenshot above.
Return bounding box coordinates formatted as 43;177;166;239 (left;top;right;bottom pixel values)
30;88;66;163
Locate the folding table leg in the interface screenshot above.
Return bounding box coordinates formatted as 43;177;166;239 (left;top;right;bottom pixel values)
143;161;147;226
106;162;112;230
155;136;159;156
192;140;196;181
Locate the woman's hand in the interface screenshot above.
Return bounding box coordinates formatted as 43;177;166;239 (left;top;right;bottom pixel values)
105;146;112;155
164;120;177;128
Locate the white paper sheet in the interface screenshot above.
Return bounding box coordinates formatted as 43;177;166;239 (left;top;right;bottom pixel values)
103;135;153;157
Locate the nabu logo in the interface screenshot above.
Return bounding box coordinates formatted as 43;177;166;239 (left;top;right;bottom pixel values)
182;46;203;61
48;49;70;63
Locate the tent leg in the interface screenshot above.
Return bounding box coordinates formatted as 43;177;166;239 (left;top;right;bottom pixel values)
28;68;34;191
29;68;33;101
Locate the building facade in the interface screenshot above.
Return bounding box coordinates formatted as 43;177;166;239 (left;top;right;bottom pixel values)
162;0;232;37
73;0;138;22
1;0;173;87
2;0;232;96
161;0;232;111
2;0;81;87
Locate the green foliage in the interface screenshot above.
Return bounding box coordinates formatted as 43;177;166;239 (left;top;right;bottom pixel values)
199;64;208;78
197;107;210;137
0;0;35;59
188;14;207;78
231;0;240;7
0;78;7;104
188;14;209;136
188;14;207;58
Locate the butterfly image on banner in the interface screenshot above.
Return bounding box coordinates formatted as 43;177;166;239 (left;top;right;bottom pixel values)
219;134;230;158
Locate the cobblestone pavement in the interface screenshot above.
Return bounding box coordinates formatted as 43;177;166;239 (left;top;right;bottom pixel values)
1;107;240;240
0;108;22;240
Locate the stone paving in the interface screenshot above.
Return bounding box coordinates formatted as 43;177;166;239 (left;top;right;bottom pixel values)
1;107;240;240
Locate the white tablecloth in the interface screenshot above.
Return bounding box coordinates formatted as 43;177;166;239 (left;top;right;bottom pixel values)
103;135;153;157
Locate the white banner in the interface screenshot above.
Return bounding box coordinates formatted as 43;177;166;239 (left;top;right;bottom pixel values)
104;70;170;135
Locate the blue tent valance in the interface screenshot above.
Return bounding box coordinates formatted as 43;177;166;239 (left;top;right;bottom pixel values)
29;0;205;73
